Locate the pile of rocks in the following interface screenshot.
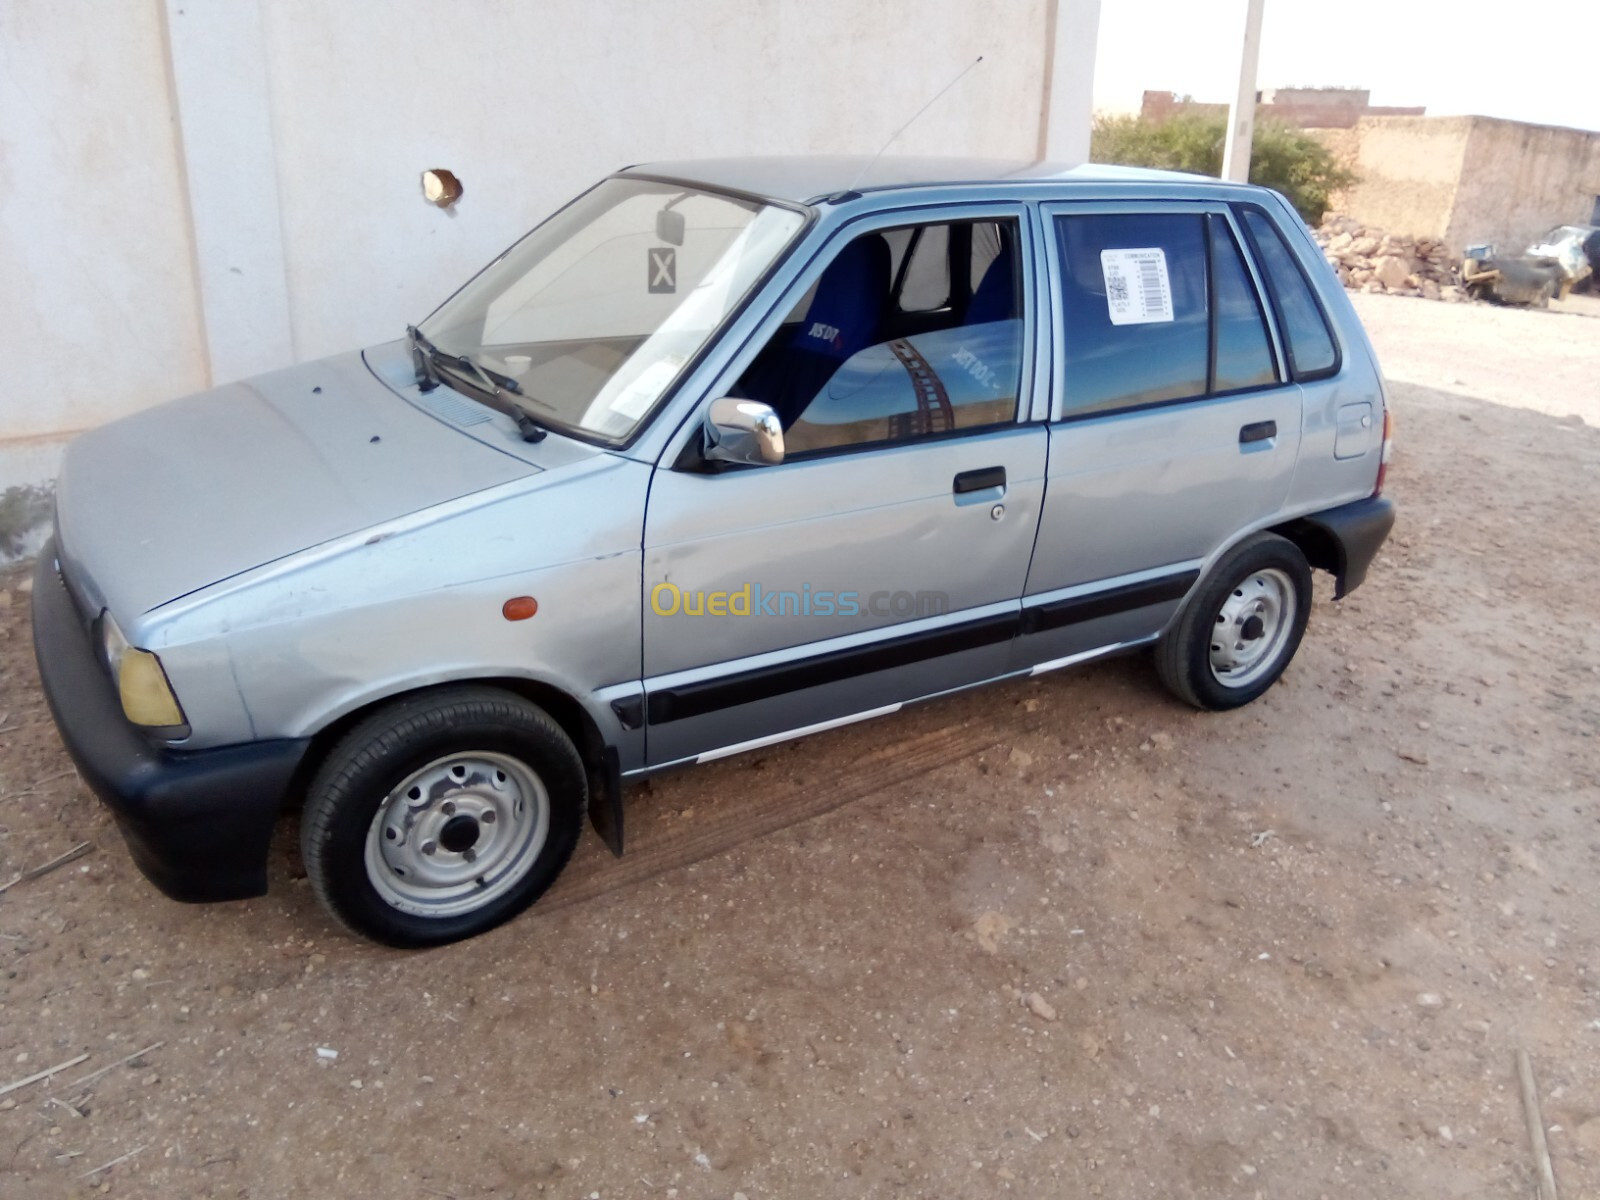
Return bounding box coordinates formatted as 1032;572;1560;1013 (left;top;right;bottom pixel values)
1313;215;1467;302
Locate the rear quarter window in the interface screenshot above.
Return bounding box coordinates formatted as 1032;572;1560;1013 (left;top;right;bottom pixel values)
1238;207;1340;380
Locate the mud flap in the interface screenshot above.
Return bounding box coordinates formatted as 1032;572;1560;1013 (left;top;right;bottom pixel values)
587;745;624;857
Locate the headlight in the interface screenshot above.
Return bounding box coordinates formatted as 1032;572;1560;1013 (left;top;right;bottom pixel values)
100;613;129;677
99;612;186;729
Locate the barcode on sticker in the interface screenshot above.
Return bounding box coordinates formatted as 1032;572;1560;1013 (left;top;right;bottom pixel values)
1100;247;1175;325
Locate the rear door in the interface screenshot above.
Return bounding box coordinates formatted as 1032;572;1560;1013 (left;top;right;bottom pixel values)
1018;201;1303;670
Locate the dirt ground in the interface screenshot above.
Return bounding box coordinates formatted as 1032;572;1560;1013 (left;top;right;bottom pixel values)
0;291;1597;1199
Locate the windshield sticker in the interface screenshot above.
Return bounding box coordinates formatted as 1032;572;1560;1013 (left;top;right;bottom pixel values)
648;247;677;294
611;354;686;419
1100;247;1173;325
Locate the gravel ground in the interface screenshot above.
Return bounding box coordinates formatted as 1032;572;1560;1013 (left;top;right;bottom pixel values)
0;291;1596;1199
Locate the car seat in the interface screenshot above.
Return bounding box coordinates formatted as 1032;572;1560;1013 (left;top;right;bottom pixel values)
760;234;892;428
965;248;1016;325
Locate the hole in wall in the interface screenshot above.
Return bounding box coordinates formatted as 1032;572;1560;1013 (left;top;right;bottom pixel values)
421;169;463;208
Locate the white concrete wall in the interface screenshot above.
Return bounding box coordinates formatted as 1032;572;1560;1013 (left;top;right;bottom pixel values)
261;0;1052;362
0;0;209;481
1;0;1083;506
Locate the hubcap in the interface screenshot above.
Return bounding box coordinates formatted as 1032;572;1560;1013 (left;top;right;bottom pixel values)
363;752;549;918
1208;567;1297;689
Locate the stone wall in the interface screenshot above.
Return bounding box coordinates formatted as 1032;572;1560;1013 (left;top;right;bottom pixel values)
1315;115;1600;256
1326;116;1474;245
1446;118;1600;253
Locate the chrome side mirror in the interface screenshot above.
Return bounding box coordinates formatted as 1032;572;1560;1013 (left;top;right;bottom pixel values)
704;397;784;466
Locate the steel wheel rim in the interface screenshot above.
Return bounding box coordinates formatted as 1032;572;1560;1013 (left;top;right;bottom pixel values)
363;751;549;918
1208;566;1296;689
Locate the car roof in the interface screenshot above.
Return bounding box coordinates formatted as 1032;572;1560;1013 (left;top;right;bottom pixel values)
618;155;1216;205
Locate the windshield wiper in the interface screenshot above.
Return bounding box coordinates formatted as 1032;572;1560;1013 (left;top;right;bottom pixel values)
405;326;546;442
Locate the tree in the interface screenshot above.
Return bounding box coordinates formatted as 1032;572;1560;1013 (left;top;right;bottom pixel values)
1090;113;1357;225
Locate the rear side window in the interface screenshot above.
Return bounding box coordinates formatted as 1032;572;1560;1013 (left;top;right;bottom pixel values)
1209;217;1277;392
1055;213;1210;414
1238;208;1339;380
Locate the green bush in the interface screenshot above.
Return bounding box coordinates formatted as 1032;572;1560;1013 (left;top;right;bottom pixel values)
1090;113;1357;225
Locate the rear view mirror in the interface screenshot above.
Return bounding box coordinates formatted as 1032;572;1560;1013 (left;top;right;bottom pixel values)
704;397;784;466
656;208;686;247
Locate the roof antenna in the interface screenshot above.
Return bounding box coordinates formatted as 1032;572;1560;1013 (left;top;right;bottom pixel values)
846;55;985;193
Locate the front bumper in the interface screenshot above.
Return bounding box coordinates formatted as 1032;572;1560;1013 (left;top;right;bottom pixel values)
30;542;310;902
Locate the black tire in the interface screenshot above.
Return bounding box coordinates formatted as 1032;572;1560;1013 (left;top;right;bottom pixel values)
301;686;586;947
1155;533;1312;711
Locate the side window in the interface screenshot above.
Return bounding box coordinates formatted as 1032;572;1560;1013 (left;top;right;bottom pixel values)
1209;216;1277;392
1238;208;1339;379
730;219;1025;457
1055;213;1210;415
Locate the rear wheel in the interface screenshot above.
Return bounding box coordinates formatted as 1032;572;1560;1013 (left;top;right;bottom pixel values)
301;686;586;947
1156;533;1312;711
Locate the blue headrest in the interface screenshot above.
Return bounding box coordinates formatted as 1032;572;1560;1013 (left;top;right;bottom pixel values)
967;252;1015;325
793;235;890;361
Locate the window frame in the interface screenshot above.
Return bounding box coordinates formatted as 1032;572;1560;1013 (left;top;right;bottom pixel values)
1231;201;1344;384
1039;199;1291;425
671;200;1043;470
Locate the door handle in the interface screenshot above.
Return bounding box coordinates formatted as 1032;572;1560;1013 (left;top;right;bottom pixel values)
1239;420;1277;445
953;466;1006;494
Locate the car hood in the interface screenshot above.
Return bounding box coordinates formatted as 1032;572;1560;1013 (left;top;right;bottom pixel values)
56;349;539;617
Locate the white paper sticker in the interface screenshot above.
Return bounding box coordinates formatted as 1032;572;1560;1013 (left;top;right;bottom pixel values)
1100;247;1174;325
609;353;686;419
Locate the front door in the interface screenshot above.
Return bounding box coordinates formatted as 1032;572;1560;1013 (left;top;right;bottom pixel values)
642;207;1047;765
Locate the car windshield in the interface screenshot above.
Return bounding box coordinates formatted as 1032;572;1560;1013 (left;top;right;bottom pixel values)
1535;226;1582;245
419;177;805;444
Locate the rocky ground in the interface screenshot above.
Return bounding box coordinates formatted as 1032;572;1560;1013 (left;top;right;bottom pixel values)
0;292;1596;1199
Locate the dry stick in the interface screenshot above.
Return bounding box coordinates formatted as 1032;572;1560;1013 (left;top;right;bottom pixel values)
79;1142;148;1179
0;841;93;894
1517;1049;1560;1200
0;1053;90;1099
64;1041;164;1091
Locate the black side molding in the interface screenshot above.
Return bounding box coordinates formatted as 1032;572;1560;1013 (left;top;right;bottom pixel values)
647;611;1018;725
1020;569;1200;636
609;695;644;731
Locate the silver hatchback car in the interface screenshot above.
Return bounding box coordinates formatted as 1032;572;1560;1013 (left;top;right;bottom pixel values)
33;157;1395;945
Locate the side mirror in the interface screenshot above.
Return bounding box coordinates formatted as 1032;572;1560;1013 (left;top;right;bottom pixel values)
704;397;784;466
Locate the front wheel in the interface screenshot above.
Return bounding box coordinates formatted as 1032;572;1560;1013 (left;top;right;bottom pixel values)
1155;533;1312;711
300;686;586;947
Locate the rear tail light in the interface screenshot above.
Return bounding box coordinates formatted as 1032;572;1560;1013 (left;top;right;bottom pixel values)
1373;407;1394;496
